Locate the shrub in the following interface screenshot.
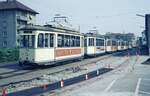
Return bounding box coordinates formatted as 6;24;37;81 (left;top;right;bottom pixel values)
0;48;19;63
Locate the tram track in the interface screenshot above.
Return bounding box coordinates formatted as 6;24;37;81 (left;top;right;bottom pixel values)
49;49;139;96
0;51;125;84
2;49;137;96
0;49;132;95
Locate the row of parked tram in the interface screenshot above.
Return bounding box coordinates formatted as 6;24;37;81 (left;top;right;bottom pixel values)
19;25;130;66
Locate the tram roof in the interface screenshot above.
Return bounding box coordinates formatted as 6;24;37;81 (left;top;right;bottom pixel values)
84;33;105;38
19;24;82;35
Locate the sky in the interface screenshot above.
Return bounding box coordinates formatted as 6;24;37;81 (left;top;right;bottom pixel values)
17;0;150;36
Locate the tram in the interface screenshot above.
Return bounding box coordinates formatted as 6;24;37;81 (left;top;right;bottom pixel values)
105;39;118;52
84;33;105;56
19;25;84;65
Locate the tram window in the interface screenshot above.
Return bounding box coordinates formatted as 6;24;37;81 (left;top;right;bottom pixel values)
81;37;84;47
23;35;29;47
112;41;116;46
71;36;76;47
50;34;54;47
45;33;49;47
58;34;64;47
96;39;104;46
84;38;87;47
118;42;120;46
88;38;94;46
107;40;111;46
76;36;80;47
96;39;99;46
121;42;124;46
70;36;74;47
64;35;70;47
38;33;44;47
29;35;35;47
100;40;104;46
20;35;35;48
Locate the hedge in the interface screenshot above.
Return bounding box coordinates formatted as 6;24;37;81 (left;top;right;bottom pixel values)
0;48;19;63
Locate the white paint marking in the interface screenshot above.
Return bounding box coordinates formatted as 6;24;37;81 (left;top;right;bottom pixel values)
139;91;150;95
104;79;117;92
135;78;142;96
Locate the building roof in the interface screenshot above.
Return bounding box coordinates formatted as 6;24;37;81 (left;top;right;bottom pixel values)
0;0;38;14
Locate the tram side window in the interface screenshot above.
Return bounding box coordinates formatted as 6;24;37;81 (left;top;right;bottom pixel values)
64;35;70;47
38;33;44;47
121;42;124;46
20;35;35;48
107;40;111;46
88;38;94;46
50;34;54;47
112;41;116;46
45;33;49;47
81;37;84;47
76;36;80;47
58;34;64;47
71;36;76;47
57;35;80;47
84;38;87;47
96;39;99;46
96;39;104;46
100;39;104;46
118;42;120;46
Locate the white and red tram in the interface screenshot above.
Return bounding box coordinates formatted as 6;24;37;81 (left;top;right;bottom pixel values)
19;25;84;66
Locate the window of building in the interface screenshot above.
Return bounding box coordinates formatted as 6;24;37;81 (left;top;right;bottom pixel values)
2;31;7;37
2;41;7;47
38;33;44;47
1;11;6;18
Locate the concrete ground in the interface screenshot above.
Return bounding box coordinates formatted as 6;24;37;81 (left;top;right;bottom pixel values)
0;51;124;87
51;50;150;96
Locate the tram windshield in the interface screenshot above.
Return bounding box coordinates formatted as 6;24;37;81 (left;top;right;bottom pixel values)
20;35;35;48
